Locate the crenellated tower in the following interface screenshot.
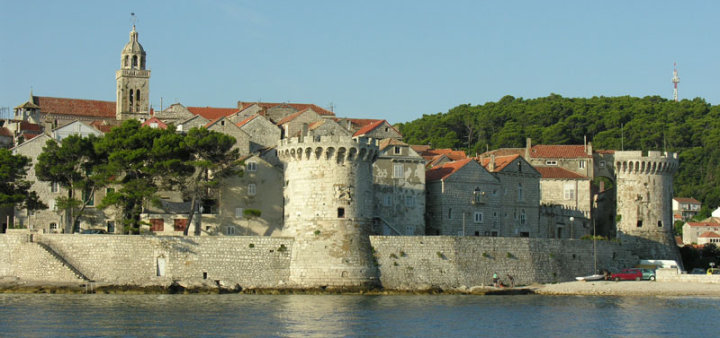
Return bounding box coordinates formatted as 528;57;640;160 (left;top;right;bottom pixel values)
278;135;379;289
614;151;681;263
116;25;151;121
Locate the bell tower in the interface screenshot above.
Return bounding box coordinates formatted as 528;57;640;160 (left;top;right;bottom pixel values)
116;25;151;120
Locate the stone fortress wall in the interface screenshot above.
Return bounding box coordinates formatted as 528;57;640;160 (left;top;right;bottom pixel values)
614;151;681;263
278;136;380;288
0;233;638;289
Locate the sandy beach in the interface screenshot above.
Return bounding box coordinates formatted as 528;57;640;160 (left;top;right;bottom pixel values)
534;280;720;297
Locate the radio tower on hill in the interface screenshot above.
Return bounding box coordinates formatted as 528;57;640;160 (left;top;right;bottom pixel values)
672;62;680;102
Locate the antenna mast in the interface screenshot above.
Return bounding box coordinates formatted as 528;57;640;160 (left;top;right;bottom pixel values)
672;62;680;102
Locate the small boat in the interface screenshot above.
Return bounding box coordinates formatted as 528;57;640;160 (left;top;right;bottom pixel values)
575;274;605;281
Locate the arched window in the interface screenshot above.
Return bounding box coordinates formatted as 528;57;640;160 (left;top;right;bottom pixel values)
129;90;134;112
132;55;138;69
136;89;141;111
517;183;523;201
124;55;129;67
140;56;145;69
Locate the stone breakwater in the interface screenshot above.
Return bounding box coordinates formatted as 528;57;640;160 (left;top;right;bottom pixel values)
1;234;641;291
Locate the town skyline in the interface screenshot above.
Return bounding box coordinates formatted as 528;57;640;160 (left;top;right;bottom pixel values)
2;1;719;123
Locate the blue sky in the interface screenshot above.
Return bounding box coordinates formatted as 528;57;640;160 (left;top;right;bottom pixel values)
1;1;718;123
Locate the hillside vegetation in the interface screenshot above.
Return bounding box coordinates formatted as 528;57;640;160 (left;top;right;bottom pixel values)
396;94;720;216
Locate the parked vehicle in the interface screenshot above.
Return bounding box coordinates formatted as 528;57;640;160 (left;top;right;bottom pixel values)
611;268;643;281
690;268;706;275
640;268;656;281
708;268;720;275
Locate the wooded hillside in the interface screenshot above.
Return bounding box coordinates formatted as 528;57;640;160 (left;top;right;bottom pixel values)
396;94;720;216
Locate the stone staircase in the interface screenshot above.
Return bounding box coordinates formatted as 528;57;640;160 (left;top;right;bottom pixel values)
33;240;92;282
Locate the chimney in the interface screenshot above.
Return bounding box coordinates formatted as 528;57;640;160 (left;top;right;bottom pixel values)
489;154;496;172
587;142;593;155
525;138;531;159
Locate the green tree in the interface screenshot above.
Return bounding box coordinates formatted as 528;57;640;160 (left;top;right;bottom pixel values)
36;135;104;233
95;120;192;233
0;149;46;216
180;127;241;235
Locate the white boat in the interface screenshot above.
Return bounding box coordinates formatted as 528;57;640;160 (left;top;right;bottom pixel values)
575;274;605;281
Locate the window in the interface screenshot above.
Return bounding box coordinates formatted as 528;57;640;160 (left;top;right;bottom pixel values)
150;122;158;128
150;219;164;232
394;146;401;154
473;187;483;203
174;219;188;232
248;184;256;196
564;183;575;200
337;207;345;218
579;160;586;169
225;226;235;235
474;212;483;223
490;231;499;237
107;221;115;233
247;162;257;172
475;231;480;236
448;208;453;219
51;182;59;193
637;220;643;228
657;220;663;228
235;208;243;218
520;210;526;225
82;189;94;206
517;183;523;201
49;223;58;231
48;199;55;211
383;195;392;207
405;196;415;207
545;160;558;166
393;164;404;178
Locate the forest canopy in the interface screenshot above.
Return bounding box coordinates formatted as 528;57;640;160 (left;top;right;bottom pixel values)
396;94;720;215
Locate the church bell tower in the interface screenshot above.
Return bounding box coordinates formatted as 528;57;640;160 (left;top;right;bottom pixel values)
116;25;150;120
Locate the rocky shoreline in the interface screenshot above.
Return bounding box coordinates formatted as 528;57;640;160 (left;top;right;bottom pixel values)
2;278;719;297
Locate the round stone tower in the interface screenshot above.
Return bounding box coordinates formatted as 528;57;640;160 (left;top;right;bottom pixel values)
614;151;681;262
278;135;379;289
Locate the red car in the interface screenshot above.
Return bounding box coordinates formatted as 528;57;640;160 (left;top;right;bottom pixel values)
611;268;643;281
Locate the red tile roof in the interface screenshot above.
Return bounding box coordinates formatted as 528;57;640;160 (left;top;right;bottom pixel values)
378;138;408;151
21;132;40;141
353;120;386;137
141;117;168;129
0;127;12;137
674;197;701;204
236;114;259;128
426;158;473;181
237;102;334;116
34;96;116;118
530;145;592;159
699;232;720;238
410;145;431;153
187;107;238;120
534;166;589;179
204;117;223;128
595;149;615;154
89;120;116;133
18;121;43;132
479;148;524;158
687;222;720;227
478;154;521;172
276;109;308;125
420;148;467;161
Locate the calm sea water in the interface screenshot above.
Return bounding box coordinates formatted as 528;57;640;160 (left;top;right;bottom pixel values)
0;294;717;336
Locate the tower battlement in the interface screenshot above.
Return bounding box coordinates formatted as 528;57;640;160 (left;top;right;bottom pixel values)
278;136;378;163
613;151;679;175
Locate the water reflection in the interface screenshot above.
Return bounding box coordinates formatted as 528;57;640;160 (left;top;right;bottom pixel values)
0;294;717;336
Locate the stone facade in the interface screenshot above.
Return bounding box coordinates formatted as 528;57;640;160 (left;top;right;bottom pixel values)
373;139;425;235
236;115;281;152
614;151;682;263
116;26;151;121
278;136;379;288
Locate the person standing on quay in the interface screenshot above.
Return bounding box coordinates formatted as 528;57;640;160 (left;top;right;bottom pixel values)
492;273;499;287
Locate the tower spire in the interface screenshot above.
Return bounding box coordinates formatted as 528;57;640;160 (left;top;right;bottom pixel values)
672;62;680;102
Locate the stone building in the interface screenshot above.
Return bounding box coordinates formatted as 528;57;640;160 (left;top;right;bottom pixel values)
614;151;681;263
372;139;425;235
672;197;701;222
478;155;542;237
116;25;151;121
534;166;592;239
278;135;379;288
681;220;720;245
235;114;281;152
425;159;503;236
